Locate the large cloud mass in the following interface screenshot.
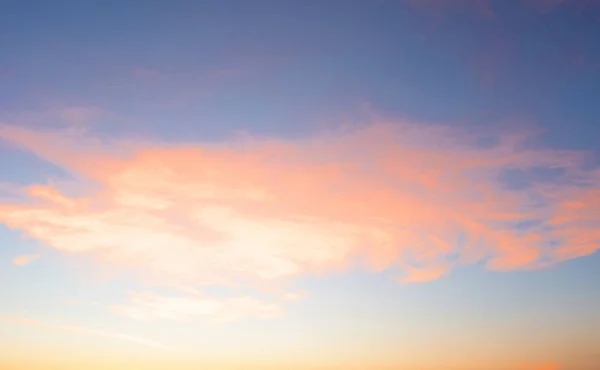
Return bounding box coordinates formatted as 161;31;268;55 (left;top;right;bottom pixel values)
0;119;598;321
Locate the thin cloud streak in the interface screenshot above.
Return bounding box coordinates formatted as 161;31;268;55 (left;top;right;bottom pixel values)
110;291;282;322
0;118;598;321
0;314;174;352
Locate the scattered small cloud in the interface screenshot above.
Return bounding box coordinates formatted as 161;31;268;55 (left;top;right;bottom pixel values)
401;264;449;283
12;253;41;267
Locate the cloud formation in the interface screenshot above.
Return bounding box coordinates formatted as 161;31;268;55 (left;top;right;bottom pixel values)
0;118;598;321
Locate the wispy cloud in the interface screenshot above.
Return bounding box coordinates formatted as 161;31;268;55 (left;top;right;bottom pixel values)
0;314;174;352
12;253;41;267
110;291;282;322
0;117;598;321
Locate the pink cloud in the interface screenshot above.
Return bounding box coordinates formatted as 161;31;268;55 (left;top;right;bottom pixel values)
0;118;598;321
12;253;41;267
402;264;449;283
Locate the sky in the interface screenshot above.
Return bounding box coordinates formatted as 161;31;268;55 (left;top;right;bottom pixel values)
0;1;599;369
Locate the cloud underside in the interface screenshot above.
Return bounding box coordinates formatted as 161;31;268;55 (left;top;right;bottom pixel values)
0;119;598;321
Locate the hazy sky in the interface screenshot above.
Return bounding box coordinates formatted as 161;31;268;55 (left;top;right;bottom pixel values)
0;1;599;370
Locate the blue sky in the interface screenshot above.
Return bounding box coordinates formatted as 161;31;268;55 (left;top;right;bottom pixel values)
0;2;599;370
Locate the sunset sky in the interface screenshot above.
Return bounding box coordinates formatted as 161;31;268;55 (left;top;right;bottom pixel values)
1;1;599;370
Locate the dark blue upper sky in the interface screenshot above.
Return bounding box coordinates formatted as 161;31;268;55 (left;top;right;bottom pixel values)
1;0;599;148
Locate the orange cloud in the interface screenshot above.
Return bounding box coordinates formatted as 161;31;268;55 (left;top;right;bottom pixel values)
12;253;41;266
0;119;598;321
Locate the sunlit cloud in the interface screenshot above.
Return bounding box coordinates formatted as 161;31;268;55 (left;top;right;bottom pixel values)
0;117;598;321
0;314;174;352
12;253;41;267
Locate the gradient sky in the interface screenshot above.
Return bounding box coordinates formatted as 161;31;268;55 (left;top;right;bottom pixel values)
1;1;599;370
